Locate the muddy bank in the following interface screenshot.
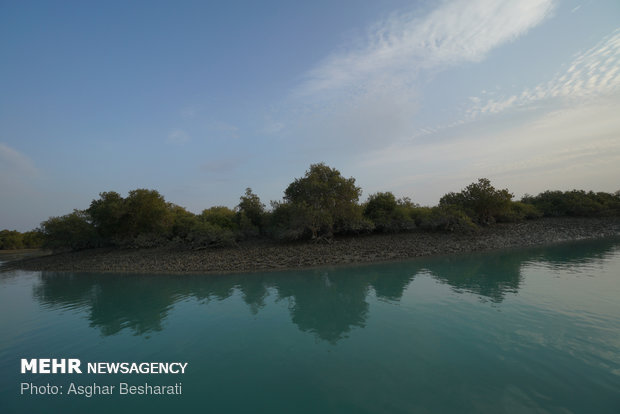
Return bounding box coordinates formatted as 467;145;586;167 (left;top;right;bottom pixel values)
3;217;620;274
0;249;51;263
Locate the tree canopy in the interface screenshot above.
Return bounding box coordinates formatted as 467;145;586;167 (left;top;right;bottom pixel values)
18;163;619;251
363;192;414;232
440;178;513;225
0;229;44;249
282;163;362;238
237;187;265;228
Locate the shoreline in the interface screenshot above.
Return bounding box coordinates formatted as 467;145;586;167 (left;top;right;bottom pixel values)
2;217;620;275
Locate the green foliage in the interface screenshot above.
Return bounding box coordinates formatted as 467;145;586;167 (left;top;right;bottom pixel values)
0;229;44;250
282;163;362;239
124;189;173;238
169;204;197;240
522;190;620;217
40;210;100;250
186;220;236;248
336;204;374;235
440;178;513;225
41;188;250;250
363;192;415;232
186;206;239;246
29;166;618;252
23;230;45;248
0;230;24;249
414;206;477;232
409;206;432;225
267;201;315;240
200;206;237;230
87;191;126;240
237;213;259;239
365;192;398;214
237;188;265;230
495;201;543;222
86;189;175;246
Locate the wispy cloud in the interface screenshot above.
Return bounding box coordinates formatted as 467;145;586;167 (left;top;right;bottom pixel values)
278;0;557;153
468;29;620;118
405;28;620;141
264;0;618;201
298;0;556;98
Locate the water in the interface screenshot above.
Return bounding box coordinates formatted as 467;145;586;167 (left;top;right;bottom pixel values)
1;238;620;413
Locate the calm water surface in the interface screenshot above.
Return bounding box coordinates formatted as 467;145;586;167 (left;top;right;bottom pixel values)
1;238;620;413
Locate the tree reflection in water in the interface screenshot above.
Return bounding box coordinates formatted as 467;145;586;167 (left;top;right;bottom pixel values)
32;238;619;342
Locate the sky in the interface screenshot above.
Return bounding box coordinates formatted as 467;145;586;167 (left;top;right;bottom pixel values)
1;0;619;231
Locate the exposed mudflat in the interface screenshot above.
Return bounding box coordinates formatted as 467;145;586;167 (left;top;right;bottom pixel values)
3;217;620;275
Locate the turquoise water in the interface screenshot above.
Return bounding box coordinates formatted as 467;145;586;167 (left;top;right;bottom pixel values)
1;238;620;413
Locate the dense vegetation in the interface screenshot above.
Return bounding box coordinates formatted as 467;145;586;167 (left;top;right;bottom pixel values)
3;163;619;251
522;190;620;217
0;229;44;250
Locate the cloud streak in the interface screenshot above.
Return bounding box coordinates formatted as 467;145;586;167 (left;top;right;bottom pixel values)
298;0;556;98
279;0;557;154
468;29;620;118
265;0;617;204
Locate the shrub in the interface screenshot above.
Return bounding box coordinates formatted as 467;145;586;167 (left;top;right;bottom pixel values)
169;205;197;240
88;189;175;244
124;189;174;238
40;210;100;250
496;201;543;222
200;206;238;230
186;221;236;248
522;190;620;217
363;192;415;232
235;188;266;238
337;204;375;235
237;188;265;230
237;213;260;239
282;163;362;239
0;230;24;250
415;206;477;232
440;178;512;225
23;230;45;248
87;191;126;240
267;201;315;241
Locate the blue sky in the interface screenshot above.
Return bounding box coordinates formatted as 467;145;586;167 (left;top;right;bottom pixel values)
1;0;619;231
